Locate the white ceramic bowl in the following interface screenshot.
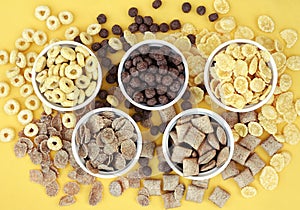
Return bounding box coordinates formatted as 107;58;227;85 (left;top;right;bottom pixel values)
71;107;142;178
204;39;278;112
118;39;189;111
162;108;234;180
32;41;102;112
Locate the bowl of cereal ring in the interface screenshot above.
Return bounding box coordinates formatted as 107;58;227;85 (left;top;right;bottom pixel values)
118;40;189;111
71;107;142;178
204;39;278;112
32;40;102;112
162;108;234;180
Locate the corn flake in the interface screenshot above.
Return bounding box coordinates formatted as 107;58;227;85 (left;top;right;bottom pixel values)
214;0;230;14
286;56;300;71
233;76;248;94
272;52;286;70
190;86;204;104
220;82;234;98
255;36;275;51
181;23;197;35
279;73;292;92
270;154;285;172
214;53;235;72
250;78;266;92
249;56;258;75
275;91;294;115
261;104;277;120
258;113;277;134
273;134;286;143
233;60;248;77
280;29;298;48
174;36;191;52
248;122;263;137
257;15;275;33
280;151;292;166
259;166;278;190
219;16;236;32
295;99;300;116
234;123;248;137
241;44;257;59
283;123;300;145
234;26;255;40
197;34;221;58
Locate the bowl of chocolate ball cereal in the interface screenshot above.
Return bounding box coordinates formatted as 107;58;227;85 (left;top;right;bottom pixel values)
204;39;278;112
118;40;189;111
71;107;143;178
32;40;102;112
162;108;234;180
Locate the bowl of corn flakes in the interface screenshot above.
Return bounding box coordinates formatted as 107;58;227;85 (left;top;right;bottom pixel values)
71;107;143;178
162;108;234;180
32;40;102;112
204;39;278;112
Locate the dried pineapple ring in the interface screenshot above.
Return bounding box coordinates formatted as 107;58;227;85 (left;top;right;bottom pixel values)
270;154;285;172
241;186;257;198
258;15;275;33
259;166;278;190
280;29;298;48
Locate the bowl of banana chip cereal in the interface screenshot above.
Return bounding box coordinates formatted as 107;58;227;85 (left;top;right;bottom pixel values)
32;41;102;112
162;108;234;180
71;107;142;178
204;39;277;112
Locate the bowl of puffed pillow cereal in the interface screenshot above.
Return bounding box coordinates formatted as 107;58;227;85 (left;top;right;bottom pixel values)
204;39;278;112
32;40;102;112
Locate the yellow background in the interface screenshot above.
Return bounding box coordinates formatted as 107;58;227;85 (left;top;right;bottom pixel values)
0;0;300;210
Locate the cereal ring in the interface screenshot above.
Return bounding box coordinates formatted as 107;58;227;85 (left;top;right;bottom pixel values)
33;30;48;46
46;15;61;31
9;49;18;64
16;52;27;68
49;38;61;44
44;90;54;101
47;45;61;58
65;64;82;79
108;37;123;51
35;5;51;21
87;23;101;35
62;113;76;128
24;123;39;137
22;28;35;42
64;26;80;40
47;136;63;151
44;76;60;90
20;84;34;98
85;81;96;97
58;10;74;25
26;52;37;67
0;128;15;142
15;38;30;51
10;74;25;87
55;55;68;64
42;103;52;115
4;99;20;115
75;75;90;89
52;88;66;103
34;56;47;73
75;46;89;57
6;66;20;78
59;77;76;94
92;69;98;80
85;56;98;72
0;50;9;65
0;82;10;98
78;90;85;104
79;32;93;46
61;47;76;61
76;53;85;67
36;70;48;83
23;67;33;82
59;63;68;77
61;99;77;107
17;109;33;125
66;87;80;100
25;95;41;111
52;64;61;76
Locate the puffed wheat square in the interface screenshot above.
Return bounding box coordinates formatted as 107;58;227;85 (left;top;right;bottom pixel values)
183;158;199;176
140;141;156;159
185;185;205;203
221;161;239;180
232;144;251;165
245;152;265;175
221;112;239;128
239;111;257;124
162;192;181;209
183;126;205;150
191;179;210;189
239;134;261;152
159;106;177;123
163;174;180;191
209;186;231;208
143;179;161;196
261;135;283;156
233;168;254;188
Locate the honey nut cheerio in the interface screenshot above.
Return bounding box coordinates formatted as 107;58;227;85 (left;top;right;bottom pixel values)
34;5;51;21
4;99;20;115
0;127;15;142
0;81;10;98
0;50;9;65
58;10;74;25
